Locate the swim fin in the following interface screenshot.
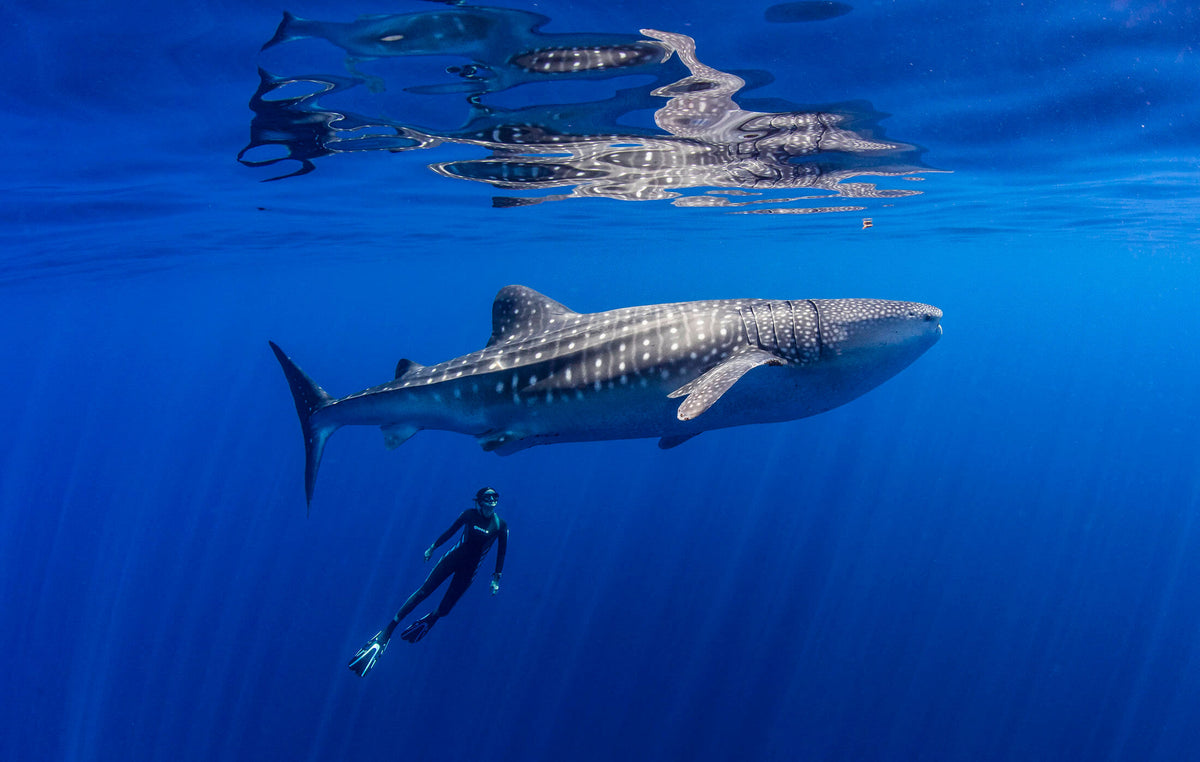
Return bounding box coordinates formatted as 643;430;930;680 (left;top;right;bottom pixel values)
348;630;388;677
400;612;438;643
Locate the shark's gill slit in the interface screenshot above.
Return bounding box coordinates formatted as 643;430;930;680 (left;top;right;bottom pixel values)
806;299;824;359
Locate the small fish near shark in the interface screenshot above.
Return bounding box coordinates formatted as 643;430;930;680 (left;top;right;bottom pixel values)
270;286;942;507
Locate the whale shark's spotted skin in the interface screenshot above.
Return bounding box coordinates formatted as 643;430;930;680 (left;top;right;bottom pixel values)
270;286;942;506
512;42;669;74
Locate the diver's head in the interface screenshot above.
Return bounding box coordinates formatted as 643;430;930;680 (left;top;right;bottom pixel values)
475;487;499;515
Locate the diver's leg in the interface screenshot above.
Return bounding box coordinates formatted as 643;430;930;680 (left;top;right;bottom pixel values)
397;562;476;644
384;554;455;639
434;563;478;618
350;554;461;673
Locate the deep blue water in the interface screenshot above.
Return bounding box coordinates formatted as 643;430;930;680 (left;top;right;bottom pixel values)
4;1;1199;760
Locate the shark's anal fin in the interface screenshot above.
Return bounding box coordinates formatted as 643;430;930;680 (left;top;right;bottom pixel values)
381;424;419;450
668;347;785;421
477;429;537;455
658;433;698;449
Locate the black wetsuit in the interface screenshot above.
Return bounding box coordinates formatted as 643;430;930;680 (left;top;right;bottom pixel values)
386;507;508;636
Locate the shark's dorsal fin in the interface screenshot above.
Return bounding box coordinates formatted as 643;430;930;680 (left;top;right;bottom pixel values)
668;347;785;421
487;285;578;347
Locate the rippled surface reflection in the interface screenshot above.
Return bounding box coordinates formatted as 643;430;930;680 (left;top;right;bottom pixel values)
240;5;938;211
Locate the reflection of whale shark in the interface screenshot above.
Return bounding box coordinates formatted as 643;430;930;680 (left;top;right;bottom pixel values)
261;7;672;85
241;6;939;210
270;286;942;507
432;29;930;207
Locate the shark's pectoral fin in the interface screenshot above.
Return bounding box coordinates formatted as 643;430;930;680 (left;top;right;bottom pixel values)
381;424;419;450
668;347;785;421
658;433;698;449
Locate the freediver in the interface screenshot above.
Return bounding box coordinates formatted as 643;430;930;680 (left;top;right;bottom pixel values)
348;487;508;677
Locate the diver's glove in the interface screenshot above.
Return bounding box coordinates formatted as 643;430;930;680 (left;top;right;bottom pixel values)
490;572;501;595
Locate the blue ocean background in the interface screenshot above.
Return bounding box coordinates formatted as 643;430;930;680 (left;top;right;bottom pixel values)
4;1;1199;760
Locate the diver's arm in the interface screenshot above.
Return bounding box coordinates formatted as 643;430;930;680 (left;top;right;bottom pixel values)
426;511;467;560
494;520;508;576
490;520;508;594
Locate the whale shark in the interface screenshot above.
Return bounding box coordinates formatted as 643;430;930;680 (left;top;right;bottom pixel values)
270;285;942;507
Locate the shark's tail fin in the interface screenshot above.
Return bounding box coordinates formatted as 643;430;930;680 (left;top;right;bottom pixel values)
269;341;338;512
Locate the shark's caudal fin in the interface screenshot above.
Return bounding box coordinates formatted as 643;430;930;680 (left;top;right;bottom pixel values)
261;11;309;51
269;341;337;511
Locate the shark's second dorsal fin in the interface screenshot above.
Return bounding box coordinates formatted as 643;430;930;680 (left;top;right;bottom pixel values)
395;358;425;379
487;285;578;347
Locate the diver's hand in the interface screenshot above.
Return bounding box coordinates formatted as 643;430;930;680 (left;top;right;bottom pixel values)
424;545;435;562
490;572;501;595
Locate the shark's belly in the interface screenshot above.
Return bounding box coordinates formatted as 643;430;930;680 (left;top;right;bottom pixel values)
483;358;910;444
455;372;686;439
329;350;911;448
458;364;849;444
